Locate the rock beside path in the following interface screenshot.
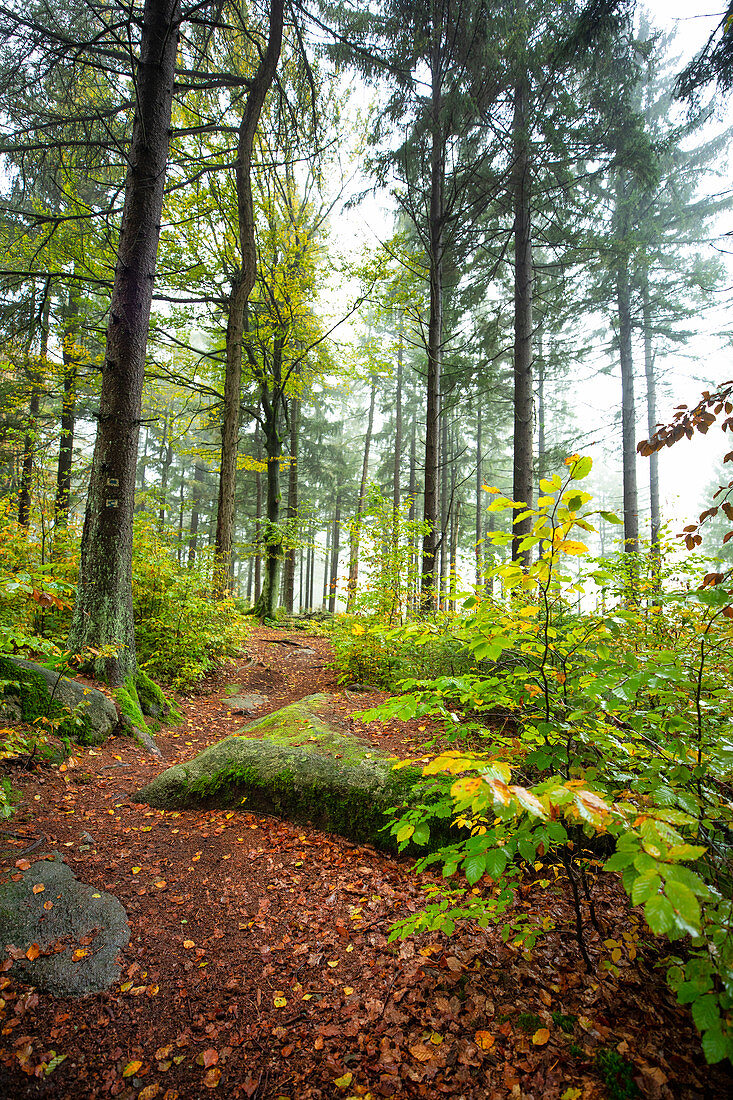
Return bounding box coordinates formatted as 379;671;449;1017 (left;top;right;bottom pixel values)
0;656;119;745
134;694;432;851
0;856;130;996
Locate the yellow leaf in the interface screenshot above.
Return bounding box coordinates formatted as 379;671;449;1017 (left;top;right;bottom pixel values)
555;540;588;556
183;940;195;949
122;1060;143;1077
429;1032;443;1045
131;867;141;875
25;943;41;960
343;987;354;996
532;1028;550;1046
334;1072;353;1088
138;1085;160;1100
274;997;287;1008
450;777;481;800
475;1030;495;1050
32;883;45;894
203;1067;221;1088
72;948;89;961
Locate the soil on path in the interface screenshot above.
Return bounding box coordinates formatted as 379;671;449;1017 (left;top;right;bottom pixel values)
0;627;730;1100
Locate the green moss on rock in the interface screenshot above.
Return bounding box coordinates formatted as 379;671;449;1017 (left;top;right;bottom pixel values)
133;694;440;852
0;655;117;745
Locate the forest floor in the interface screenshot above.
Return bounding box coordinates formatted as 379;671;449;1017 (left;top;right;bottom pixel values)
0;626;731;1100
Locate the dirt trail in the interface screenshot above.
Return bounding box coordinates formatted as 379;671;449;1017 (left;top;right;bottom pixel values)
0;628;729;1099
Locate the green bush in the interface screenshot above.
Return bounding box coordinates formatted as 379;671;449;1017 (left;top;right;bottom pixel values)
132;517;250;689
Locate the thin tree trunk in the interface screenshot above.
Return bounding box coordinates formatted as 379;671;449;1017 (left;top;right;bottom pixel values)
254;425;262;601
215;0;284;588
439;407;449;602
616;177;639;558
55;285;78;527
346;373;376;610
136;427;149;510
475;399;483;587
421;0;445;610
393;325;403;546
158;418;173;529
321;519;331;609
18;289;48;529
252;335;285;620
187;462;205;567
536;322;546;483
642;275;660;553
282;396;299;614
512;55;534;566
68;0;181;685
329;491;342;613
450;498;460;612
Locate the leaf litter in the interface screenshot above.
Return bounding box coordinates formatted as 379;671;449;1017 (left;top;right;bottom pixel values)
0;627;730;1099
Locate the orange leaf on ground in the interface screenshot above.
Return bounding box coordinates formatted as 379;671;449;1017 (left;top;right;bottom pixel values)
15;859;30;871
532;1028;550;1046
122;1060;143;1077
475;1030;495;1050
409;1043;434;1063
25;943;41;960
32;883;45;894
203;1067;221;1088
198;1049;218;1068
72;949;89;961
138;1085;160;1100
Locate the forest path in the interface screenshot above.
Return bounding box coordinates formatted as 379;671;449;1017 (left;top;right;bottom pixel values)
0;627;729;1099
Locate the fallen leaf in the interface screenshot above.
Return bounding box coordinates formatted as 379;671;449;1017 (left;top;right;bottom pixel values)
155;1045;173;1061
72;949;89;961
182;941;195;950
273;997;287;1008
532;1028;550;1046
43;901;53;911
32;884;45;894
203;1067;221;1088
122;1060;143;1077
342;986;354;996
25;944;41;961
197;1049;218;1068
15;859;31;871
334;1072;353;1089
138;1085;160;1099
409;1043;434;1063
475;1031;495;1050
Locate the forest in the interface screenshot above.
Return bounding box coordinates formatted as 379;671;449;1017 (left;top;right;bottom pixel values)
1;0;733;1097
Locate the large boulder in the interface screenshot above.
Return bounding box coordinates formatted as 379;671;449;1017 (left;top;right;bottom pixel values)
0;855;130;996
134;694;433;851
0;656;118;745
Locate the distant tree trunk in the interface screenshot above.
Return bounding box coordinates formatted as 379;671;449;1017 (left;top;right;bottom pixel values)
450;498;460;612
55;285;78;528
328;492;342;613
158;417;173;529
393;326;403;546
67;0;181;685
136;426;149;509
187;462;205;567
512;58;534;566
177;471;185;563
18;288;48;529
475;399;483;586
215;0;284;589
642;275;660;554
254;425;262;601
536;322;546;482
252;335;285;620
282;396;299;614
321;519;331;609
346;373;376;611
615;177;639;559
421;1;445;609
439;408;450;603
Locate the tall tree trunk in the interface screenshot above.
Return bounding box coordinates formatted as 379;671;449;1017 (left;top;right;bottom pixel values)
55;285;78;528
512;56;534;565
187;462;205;567
18;288;48;529
346;373;376;610
450;498;460;612
393;325;403;546
215;0;284;588
252;336;285;620
439;406;449;602
475;398;483;587
136;426;149;510
328;491;342;614
321;519;331;610
421;0;445;610
642;274;660;553
282;396;299;614
616;177;639;558
158;418;173;529
67;0;181;685
254;425;262;601
536;322;546;483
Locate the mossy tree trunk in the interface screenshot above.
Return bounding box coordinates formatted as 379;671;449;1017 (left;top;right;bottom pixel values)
67;0;181;686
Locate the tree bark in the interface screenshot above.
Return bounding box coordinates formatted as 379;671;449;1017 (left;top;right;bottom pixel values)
512;60;534;566
393;325;403;546
282;395;299;614
642;274;660;553
67;0;181;685
420;0;445;610
346;373;376;610
18;289;48;529
616;176;639;558
328;491;342;614
55;285;78;528
475;398;483;587
215;0;285;588
187;462;206;567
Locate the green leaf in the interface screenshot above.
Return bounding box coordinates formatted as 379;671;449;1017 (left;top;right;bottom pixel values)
701;1028;729;1064
485;848;509;878
665;880;701;933
395;824;414;843
464;853;487;885
644;894;675;935
604;850;635;872
631;872;662;906
570;456;592;480
599;510;623;524
692;994;721;1033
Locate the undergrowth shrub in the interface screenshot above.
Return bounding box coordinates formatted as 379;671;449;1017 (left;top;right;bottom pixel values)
359;456;733;1065
132;518;250;689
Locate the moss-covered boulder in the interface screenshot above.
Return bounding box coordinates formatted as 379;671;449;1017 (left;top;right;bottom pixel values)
133;694;434;852
0;656;119;745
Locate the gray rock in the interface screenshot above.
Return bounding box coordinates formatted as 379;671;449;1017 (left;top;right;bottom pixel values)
0;656;118;745
133;694;435;852
224;693;268;715
0;856;130;996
